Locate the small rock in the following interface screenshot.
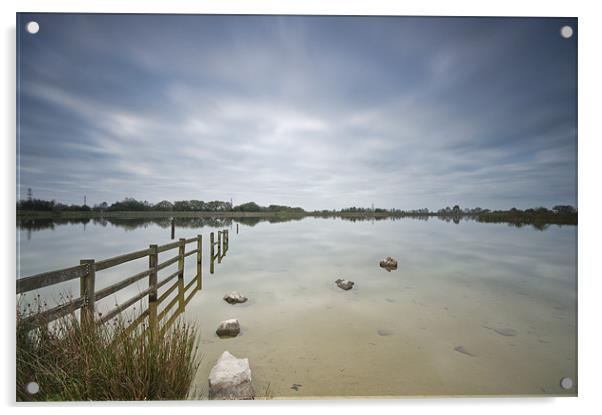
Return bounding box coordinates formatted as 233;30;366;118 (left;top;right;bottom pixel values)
208;351;254;399
379;256;398;271
335;278;354;290
216;319;241;337
223;292;248;304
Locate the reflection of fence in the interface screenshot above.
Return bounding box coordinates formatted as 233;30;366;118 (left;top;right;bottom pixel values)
17;229;230;334
209;230;229;274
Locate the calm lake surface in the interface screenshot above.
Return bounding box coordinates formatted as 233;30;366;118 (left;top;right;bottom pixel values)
17;216;577;397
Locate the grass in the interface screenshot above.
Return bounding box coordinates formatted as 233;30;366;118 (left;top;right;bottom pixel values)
16;302;200;401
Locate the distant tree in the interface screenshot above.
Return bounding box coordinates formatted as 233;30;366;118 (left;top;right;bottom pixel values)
154;200;174;211
107;198;150;211
552;205;577;214
93;201;109;211
17;198;55;211
233;202;261;212
173;200;192;211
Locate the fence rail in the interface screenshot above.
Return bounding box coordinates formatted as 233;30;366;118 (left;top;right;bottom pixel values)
17;229;230;334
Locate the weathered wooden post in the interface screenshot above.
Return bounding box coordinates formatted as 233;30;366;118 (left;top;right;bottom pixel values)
210;232;215;274
148;244;158;337
196;234;202;289
217;231;222;261
236;223;239;234
79;259;96;328
177;272;185;311
171;218;175;240
178;237;186;279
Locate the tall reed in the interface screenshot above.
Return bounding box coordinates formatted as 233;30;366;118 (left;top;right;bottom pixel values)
17;300;200;401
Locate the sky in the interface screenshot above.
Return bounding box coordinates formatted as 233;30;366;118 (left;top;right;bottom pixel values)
17;14;577;211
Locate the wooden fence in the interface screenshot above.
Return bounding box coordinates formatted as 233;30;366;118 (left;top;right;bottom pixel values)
17;229;230;334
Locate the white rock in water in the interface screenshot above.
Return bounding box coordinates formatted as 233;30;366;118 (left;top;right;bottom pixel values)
216;318;241;337
335;278;354;290
223;292;248;304
208;351;254;400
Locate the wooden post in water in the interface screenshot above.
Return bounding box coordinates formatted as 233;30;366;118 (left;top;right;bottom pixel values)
223;229;228;253
79;259;96;328
217;231;222;262
178;238;186;279
171;218;175;240
236;223;239;234
210;232;215;274
148;244;158;337
196;234;202;289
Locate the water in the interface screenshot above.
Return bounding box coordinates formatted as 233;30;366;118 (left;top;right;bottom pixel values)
17;216;577;397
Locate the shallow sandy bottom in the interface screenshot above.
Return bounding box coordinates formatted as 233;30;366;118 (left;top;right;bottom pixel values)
18;216;576;398
182;219;576;398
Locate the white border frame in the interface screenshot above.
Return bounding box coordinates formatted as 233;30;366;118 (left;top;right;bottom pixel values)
3;1;601;414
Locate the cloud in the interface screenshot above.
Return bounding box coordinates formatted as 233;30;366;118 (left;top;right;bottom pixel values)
17;14;577;210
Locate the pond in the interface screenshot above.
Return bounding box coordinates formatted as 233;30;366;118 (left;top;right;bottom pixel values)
17;216;577;398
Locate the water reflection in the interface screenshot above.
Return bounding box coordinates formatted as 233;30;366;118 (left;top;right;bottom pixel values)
17;215;577;397
17;214;568;239
18;217;236;239
95;233;228;338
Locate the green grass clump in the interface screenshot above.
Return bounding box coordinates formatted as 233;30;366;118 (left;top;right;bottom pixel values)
17;305;200;401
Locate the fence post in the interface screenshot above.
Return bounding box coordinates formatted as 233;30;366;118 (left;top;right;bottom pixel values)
196;234;202;289
217;231;222;260
148;244;158;337
178;238;186;279
79;259;96;328
210;232;215;274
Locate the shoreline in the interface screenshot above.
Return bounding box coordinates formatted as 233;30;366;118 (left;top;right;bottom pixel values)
16;210;577;226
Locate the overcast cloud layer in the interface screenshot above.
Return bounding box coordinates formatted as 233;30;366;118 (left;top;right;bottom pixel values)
17;14;577;210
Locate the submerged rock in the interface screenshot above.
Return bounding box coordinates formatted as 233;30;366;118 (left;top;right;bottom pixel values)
335;278;354;290
483;326;517;337
223;292;248;304
208;351;254;400
216;319;241;337
454;345;476;357
379;256;398;271
377;328;394;336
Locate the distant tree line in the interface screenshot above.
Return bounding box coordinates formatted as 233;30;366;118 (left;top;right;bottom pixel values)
16;197;576;224
17;197;304;213
231;202;305;214
17;199;92;212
